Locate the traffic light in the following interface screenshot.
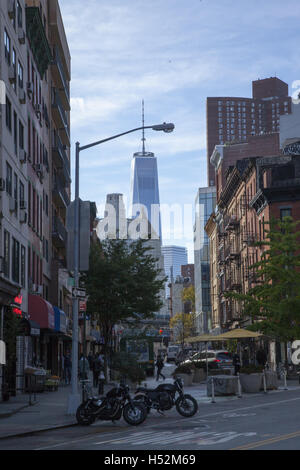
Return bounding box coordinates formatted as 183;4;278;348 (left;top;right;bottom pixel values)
159;329;163;335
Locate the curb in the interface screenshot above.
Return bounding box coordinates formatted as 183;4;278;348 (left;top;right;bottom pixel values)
0;422;78;441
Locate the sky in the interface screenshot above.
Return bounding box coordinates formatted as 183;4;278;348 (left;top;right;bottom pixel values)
59;0;300;262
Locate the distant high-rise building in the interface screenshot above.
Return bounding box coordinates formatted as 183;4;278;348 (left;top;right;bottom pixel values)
130;150;161;239
206;77;292;186
162;246;188;295
194;187;216;334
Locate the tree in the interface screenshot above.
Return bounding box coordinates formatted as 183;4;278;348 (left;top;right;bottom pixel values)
225;216;300;342
182;285;195;314
170;312;195;350
81;239;166;378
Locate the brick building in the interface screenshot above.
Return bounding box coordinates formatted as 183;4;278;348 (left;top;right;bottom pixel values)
206;77;292;187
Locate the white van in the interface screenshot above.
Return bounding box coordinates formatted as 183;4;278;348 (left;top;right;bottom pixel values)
167;345;179;363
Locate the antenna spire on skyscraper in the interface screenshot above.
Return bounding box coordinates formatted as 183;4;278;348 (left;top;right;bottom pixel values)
142;100;146;155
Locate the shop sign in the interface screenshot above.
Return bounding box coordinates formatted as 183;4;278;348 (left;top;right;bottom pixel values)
79;301;87;312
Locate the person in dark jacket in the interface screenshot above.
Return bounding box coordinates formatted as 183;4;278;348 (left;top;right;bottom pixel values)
156;354;165;381
233;353;241;376
92;354;103;387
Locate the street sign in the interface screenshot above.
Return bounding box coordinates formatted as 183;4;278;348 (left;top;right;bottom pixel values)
72;287;86;299
79;301;87;312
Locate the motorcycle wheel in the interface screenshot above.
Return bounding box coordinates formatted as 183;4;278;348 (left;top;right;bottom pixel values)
76;403;95;426
123;402;147;426
175;394;198;418
134;394;151;413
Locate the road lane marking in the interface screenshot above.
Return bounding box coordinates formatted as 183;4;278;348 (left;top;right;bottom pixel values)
35;395;300;450
231;430;300;450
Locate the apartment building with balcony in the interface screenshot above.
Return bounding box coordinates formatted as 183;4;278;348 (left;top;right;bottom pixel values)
207;146;300;332
0;1;71;396
0;0;29;323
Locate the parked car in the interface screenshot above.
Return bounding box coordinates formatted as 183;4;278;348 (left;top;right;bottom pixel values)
182;350;233;369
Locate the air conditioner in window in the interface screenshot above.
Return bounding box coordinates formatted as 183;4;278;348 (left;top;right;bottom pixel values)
19;209;27;224
9;197;17;212
19;149;27;163
18;27;25;44
0;178;5;191
20;200;27;210
8;0;15;18
8;65;16;84
19;88;26;104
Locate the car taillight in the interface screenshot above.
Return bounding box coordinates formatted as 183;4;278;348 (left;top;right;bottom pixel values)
214;359;221;362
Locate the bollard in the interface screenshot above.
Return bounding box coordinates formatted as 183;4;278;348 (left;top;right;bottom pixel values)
263;369;267;394
284;369;288;390
237;373;242;398
211;377;216;403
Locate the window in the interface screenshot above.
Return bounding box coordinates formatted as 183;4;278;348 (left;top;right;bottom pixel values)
19;181;24;207
14;172;18;208
6;97;12;131
14;111;18;155
19;120;24;149
17;1;22;28
18;61;23;89
280;208;292;220
6;162;12;196
12;48;17;91
3;231;10;278
28;182;31;225
12;237;20;284
21;245;26;287
4;30;11;64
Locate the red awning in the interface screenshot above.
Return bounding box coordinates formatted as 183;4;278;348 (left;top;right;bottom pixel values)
28;295;55;330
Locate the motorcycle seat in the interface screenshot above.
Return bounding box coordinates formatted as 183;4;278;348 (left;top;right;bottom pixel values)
136;387;157;393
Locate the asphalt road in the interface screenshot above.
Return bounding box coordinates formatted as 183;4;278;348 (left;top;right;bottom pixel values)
1;388;300;453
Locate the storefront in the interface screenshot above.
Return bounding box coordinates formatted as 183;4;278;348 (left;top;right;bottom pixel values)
28;295;56;373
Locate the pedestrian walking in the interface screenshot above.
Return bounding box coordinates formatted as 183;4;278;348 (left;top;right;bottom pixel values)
87;352;93;370
156;354;165;381
256;348;267;367
233;352;241;376
64;352;72;385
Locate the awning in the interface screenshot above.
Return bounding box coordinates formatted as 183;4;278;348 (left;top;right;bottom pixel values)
184;334;220;343
213;328;263;340
53;307;67;334
28;295;55;330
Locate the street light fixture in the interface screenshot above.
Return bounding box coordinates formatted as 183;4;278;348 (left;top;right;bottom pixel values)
67;121;175;415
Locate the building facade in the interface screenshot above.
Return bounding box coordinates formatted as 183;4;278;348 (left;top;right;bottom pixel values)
161;245;188;297
0;0;71;397
193;186;216;334
206;77;292;186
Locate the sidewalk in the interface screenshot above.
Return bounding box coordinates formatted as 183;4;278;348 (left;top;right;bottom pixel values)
0;376;299;440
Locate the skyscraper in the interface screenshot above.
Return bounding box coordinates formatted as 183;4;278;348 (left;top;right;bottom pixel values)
162;246;188;286
194;187;216;334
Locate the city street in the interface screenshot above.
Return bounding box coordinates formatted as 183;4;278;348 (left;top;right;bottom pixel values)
1;388;300;451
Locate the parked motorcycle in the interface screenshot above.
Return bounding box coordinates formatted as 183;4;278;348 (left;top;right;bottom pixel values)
76;381;147;426
134;376;198;418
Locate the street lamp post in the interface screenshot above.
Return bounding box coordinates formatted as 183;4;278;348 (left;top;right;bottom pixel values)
67;122;174;415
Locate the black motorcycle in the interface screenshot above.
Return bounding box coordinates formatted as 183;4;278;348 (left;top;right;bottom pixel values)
134;376;198;418
76;381;147;426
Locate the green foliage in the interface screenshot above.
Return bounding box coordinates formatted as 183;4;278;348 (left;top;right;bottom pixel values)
225;217;300;342
170;313;195;347
240;365;264;375
81;239;166;355
111;351;146;384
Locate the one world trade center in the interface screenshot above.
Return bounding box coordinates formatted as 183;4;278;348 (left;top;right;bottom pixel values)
130;119;162;240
